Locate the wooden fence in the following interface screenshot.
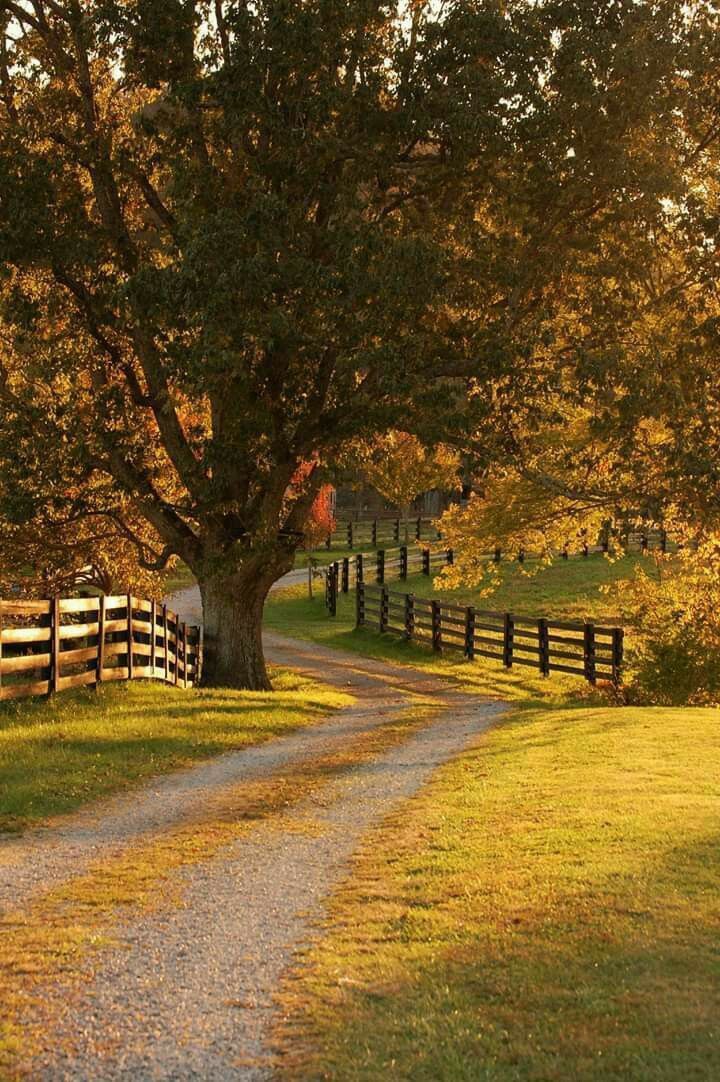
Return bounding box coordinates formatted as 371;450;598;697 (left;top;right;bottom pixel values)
325;516;440;549
321;527;674;614
0;595;202;702
324;546;452;614
356;583;624;686
324;519;671;555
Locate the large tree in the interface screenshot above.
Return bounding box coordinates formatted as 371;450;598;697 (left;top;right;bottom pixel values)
0;0;704;687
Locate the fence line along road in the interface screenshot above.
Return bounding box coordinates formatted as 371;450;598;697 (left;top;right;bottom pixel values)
0;595;202;702
356;582;624;687
319;527;674;615
325;516;440;549
323;545;454;615
324;519;671;556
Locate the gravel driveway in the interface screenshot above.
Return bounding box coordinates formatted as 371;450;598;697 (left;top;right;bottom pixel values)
7;633;504;1080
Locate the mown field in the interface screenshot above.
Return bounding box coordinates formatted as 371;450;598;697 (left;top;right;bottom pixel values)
266;552;720;1079
274;701;720;1080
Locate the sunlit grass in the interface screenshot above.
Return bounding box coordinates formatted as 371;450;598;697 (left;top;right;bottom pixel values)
274;702;720;1080
0;672;352;833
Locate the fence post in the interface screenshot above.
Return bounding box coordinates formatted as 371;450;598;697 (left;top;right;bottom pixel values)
325;531;332;550
399;545;408;579
163;604;170;683
612;627;624;686
538;617;550;676
356;553;364;585
582;530;589;558
126;593;135;681
518;548;525;564
393;518;400;543
405;593;415;640
641;531;648;555
0;601;3;694
182;623;189;688
379;585;389;633
415;516;422;541
503;612;514;668
431;600;442;652
465;605;475;660
446;548;454;566
371;519;378;547
376;549;385;584
422;548;430;575
96;594;106;686
355;581;365;627
169;610;178;683
150;599;157;677
562;542;569;560
494;547;501;564
197;626;204;685
602;525;610;554
347;521;353;549
341;557;349;594
50;594;60;694
173;612;179;685
583;623;596;685
326;564;338;616
660;528;667;554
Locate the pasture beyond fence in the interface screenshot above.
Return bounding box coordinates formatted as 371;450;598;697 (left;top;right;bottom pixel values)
357;583;624;686
0;595;202;702
320;544;625;684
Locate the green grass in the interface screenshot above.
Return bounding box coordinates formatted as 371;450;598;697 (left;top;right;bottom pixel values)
430;552;648;621
0;672;351;833
264;553;649;702
266;549;720;1078
275;701;720;1080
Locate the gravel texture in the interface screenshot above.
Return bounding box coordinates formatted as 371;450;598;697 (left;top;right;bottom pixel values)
8;634;504;1080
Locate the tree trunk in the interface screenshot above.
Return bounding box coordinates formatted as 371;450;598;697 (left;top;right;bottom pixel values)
198;564;285;690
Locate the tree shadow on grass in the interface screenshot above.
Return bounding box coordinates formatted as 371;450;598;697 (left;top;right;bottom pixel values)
278;831;720;1082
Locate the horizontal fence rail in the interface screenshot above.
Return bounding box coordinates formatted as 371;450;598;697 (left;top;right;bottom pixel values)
323;519;673;556
0;595;202;702
355;583;624;686
323;545;453;615
325;516;440;549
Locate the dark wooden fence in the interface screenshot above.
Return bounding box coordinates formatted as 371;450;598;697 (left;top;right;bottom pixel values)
325;516;440;549
324;545;453;615
320;527;674;614
356;583;623;686
324;519;671;555
0;595;202;702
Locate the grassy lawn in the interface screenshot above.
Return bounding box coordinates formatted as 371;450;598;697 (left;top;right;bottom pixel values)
267;551;720;1079
430;552;649;621
0;672;351;833
274;702;720;1080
